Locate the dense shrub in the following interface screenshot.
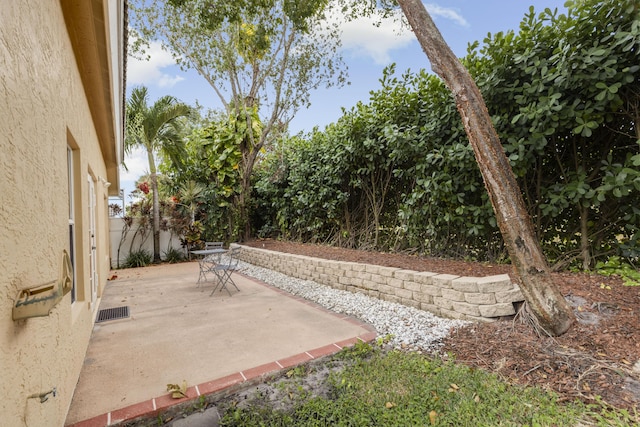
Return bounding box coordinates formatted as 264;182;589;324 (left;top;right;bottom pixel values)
123;250;152;268
162;247;185;264
252;0;640;268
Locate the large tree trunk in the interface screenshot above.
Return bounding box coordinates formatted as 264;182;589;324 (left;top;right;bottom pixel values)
396;0;574;335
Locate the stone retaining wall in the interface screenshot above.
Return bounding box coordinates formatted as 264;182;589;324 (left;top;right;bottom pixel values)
233;244;525;322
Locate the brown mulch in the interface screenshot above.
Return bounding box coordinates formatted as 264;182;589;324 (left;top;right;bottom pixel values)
244;239;640;412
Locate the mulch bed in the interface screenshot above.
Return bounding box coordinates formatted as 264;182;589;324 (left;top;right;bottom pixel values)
244;239;640;411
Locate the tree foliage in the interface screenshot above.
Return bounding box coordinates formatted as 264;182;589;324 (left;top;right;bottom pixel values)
477;0;640;269
159;112;242;243
125;86;192;262
397;0;576;337
254;0;640;269
130;0;347;238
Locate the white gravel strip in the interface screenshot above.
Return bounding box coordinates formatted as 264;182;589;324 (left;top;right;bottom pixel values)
237;261;470;352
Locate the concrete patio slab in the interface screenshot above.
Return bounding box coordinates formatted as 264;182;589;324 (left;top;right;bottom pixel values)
65;261;375;426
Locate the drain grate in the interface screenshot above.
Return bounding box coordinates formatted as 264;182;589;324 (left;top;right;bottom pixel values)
96;306;130;323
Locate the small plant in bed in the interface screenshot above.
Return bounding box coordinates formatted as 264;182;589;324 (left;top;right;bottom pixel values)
162;247;184;264
124;250;152;268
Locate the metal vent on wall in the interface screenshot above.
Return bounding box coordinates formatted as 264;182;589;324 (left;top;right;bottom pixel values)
96;306;130;323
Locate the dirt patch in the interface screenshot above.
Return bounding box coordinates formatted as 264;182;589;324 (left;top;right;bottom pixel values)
219;356;350;415
243;239;640;411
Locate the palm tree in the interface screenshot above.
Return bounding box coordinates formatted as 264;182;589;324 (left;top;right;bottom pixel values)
125;86;191;262
173;180;206;226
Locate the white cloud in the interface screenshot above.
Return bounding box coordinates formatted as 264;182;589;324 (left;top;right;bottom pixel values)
336;3;468;65
340;11;414;64
120;147;148;183
425;3;469;28
127;40;185;88
118;147;151;201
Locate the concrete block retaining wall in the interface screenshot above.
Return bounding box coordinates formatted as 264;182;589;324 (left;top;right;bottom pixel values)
234;244;525;322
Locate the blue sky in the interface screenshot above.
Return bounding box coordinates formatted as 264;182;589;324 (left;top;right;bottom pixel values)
120;0;568;202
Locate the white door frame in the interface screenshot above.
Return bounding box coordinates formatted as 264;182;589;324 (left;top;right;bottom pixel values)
88;175;98;306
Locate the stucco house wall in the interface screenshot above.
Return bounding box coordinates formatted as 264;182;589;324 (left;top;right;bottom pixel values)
0;1;124;426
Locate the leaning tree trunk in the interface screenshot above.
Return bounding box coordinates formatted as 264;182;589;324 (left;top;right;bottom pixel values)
396;0;574;335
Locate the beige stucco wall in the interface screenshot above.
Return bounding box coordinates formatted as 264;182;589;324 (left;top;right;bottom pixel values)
0;1;122;426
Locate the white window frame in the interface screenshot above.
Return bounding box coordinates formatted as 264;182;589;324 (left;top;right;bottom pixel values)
67;147;77;303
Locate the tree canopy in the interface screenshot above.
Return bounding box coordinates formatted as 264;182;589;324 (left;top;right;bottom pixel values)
130;0;349;238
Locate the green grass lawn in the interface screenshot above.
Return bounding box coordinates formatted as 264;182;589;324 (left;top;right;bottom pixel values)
219;340;638;427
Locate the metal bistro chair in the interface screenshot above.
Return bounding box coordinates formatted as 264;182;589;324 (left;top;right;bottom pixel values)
210;247;241;296
205;241;223;250
190;241;223;263
204;242;224;263
194;242;226;284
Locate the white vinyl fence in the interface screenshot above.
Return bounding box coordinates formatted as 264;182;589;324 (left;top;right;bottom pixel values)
109;217;186;268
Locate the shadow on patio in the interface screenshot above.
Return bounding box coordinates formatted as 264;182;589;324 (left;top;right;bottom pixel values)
66;261;375;426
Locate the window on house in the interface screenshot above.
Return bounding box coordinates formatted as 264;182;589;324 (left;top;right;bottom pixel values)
67;146;77;303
